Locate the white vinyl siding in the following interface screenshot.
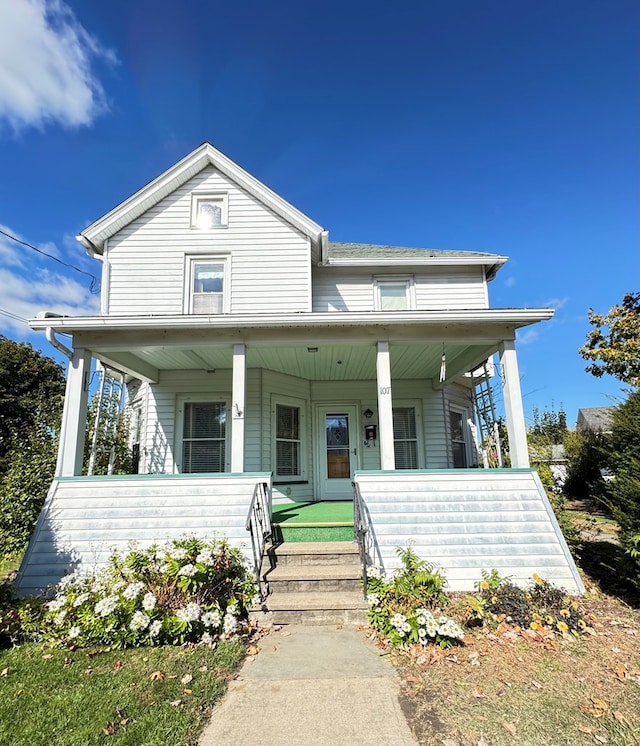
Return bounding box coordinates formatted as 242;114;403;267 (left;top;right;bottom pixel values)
312;266;488;312
105;166;311;315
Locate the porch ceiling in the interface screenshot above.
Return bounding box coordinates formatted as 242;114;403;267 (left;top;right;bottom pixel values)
92;340;497;383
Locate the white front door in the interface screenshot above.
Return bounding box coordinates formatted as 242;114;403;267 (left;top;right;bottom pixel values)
316;405;359;500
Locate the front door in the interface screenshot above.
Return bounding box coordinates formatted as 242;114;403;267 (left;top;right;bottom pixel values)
316;405;359;500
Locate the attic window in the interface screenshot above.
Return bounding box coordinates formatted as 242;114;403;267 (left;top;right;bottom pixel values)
374;277;415;311
191;193;228;229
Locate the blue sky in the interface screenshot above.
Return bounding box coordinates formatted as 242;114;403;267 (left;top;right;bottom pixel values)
0;0;637;425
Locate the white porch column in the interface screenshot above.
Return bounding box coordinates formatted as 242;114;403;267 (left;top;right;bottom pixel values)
231;343;246;472
57;347;91;477
499;339;530;468
376;341;395;470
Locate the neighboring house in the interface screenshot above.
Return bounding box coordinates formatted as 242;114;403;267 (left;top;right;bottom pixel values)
17;143;583;596
576;407;614;433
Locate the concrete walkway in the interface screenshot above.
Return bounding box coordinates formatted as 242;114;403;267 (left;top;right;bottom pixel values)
199;625;418;746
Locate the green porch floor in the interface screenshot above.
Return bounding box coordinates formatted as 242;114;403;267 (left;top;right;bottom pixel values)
271;501;354;542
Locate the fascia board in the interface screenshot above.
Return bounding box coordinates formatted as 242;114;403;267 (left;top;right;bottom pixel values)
78;143;324;252
29;308;554;333
325;256;509;268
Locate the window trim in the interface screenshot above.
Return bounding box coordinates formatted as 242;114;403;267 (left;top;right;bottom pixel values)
392;400;424;469
190;192;229;230
175;395;230;473
183;254;230;314
449;405;472;469
373;276;416;311
272;395;307;481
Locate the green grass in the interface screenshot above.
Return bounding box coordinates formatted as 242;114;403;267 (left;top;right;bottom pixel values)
0;639;245;746
0;553;22;581
272;500;354;525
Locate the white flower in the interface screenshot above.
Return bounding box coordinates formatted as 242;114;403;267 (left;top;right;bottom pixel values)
178;563;197;577
389;613;407;630
402;622;411;633
142;592;157;611
130;610;150;631
169;547;187;560
201;631;213;645
68;626;81;639
149;620;162;637
196;550;214;565
123;581;145;600
47;595;67;612
176;602;201;623
366;566;383;580
226;603;238;616
367;593;380;607
73;593;90;608
223;613;238;635
54;610;67;626
94;595;118;617
202;610;221;628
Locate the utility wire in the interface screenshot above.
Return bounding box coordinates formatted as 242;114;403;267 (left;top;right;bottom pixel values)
0;307;28;324
0;228;100;294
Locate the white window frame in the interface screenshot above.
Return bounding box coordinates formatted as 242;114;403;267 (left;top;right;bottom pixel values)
190;192;229;230
175;395;230;473
184;254;230;314
373;276;416;311
449;405;472;468
272;395;307;481
392;400;424;469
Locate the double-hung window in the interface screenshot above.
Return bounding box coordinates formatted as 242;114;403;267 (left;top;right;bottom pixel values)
392;406;418;469
374;277;415;311
449;409;469;468
181;401;227;473
185;256;229;314
274;400;305;479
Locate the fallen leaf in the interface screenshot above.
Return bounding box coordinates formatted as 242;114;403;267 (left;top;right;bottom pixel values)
102;722;116;736
577;724;595;734
445;654;458;663
180;674;193;685
64;657;72;665
594;735;607;744
531;680;543;689
472;687;485;698
198;665;208;672
0;668;8;677
183;688;192;695
14;689;23;698
580;697;608;718
468;651;480;666
246;644;260;656
502;719;519;737
84;668;93;675
149;670;165;681
114;660;123;670
612;710;627;724
120;718;129;726
42;654;53;660
477;738;489;746
169;699;181;707
335;624;343;630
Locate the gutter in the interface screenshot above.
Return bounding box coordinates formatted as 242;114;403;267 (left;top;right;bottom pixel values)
37;312;73;359
76;234;103;260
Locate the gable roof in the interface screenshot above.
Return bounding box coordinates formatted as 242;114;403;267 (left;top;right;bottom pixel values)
77;142;326;258
576;407;615;432
327;242;507;279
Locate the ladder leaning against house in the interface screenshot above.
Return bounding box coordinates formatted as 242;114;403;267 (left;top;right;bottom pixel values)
87;363;126;475
470;360;503;468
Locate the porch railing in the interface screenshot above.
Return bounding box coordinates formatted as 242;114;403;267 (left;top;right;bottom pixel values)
352;480;368;599
245;481;272;601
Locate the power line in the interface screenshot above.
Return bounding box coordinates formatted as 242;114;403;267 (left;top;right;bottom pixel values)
0;228;100;294
0;307;28;324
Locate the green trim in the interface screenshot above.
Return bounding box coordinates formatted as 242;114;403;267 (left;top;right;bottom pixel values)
55;472;273;482
353;468;536;476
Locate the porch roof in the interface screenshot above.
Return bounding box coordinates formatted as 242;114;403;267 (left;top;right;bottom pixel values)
31;308;553;384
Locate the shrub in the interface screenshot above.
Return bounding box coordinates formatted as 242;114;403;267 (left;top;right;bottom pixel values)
40;535;256;649
366;546;464;648
462;569;589;636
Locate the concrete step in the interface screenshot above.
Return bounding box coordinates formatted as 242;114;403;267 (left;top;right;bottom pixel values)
266;541;360;568
265;564;363;594
251;591;368;626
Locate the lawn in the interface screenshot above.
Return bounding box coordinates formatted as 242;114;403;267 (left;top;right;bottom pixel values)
0;639;246;746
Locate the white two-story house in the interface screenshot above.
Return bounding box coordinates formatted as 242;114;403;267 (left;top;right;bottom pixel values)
17;143;583;596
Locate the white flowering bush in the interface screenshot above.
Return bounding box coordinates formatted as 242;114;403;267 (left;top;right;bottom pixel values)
41;535;256;649
366;546;464;649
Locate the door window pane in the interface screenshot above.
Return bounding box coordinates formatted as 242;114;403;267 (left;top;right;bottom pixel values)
325;414;350;479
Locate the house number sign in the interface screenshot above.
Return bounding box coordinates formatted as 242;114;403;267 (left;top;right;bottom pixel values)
379;386;391;395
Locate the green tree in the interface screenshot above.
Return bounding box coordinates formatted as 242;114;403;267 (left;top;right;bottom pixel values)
579;292;640;387
0;336;65;473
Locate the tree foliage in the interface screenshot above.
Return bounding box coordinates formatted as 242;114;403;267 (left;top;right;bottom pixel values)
579;292;640;387
0;335;65;473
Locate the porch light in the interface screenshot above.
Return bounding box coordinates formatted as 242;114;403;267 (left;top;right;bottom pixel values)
363;408;374;419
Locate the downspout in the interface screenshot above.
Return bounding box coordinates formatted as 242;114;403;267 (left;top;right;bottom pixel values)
37;312;73;359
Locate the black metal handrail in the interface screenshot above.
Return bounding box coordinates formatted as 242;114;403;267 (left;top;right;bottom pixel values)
352;480;368;599
245;481;271;601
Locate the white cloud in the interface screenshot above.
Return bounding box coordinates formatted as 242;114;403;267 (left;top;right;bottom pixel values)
543;296;569;311
504;276;516;288
0;0;115;131
0;228;99;337
516;328;540;346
